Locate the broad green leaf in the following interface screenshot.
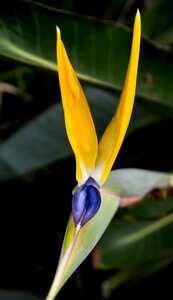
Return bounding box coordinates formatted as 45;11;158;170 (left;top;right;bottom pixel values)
103;168;172;200
157;27;173;46
45;191;119;300
0;289;43;300
30;0;125;20
141;0;173;46
92;169;173;295
121;195;173;219
0;89;118;180
101;255;173;299
102;0;127;20
1;1;173;117
0;87;161;181
45;168;173;299
97;212;173;297
84;86;161;140
0;103;71;180
95;213;173;269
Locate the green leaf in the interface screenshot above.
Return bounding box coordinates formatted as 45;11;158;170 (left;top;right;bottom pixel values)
103;168;172;200
85;86;161;140
101;255;173;299
0;103;71;180
0;89;117;180
92;169;173;295
141;0;173;46
0;289;43;300
0;86;160;181
96;213;173;269
1;1;173;117
45;190;119;300
98;212;173;297
45;168;173;299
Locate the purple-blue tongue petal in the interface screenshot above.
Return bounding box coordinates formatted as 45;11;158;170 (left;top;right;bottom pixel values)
72;178;101;227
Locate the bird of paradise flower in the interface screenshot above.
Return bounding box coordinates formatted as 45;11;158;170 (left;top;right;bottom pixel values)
46;10;141;300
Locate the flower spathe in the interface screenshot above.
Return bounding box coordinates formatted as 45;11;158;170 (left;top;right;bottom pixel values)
57;11;141;227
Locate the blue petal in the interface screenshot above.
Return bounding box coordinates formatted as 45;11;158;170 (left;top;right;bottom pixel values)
72;177;101;227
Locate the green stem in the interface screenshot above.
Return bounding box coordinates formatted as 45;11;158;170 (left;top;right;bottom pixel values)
45;225;80;300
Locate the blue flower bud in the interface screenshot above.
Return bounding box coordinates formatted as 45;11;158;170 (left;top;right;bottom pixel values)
72;177;101;227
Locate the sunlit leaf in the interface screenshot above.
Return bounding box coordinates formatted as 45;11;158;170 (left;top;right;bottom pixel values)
103;168;172;200
0;1;173;117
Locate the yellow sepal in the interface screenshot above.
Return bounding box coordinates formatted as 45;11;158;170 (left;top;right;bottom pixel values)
93;10;141;184
56;28;98;183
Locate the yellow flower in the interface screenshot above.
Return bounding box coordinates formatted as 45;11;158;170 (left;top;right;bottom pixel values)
56;10;141;227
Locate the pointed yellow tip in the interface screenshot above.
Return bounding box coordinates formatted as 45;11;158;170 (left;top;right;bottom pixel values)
133;9;141;49
135;9;141;27
56;26;61;38
136;8;140;17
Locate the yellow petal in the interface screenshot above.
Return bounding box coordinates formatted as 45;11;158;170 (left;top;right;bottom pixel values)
56;28;98;183
94;10;141;184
